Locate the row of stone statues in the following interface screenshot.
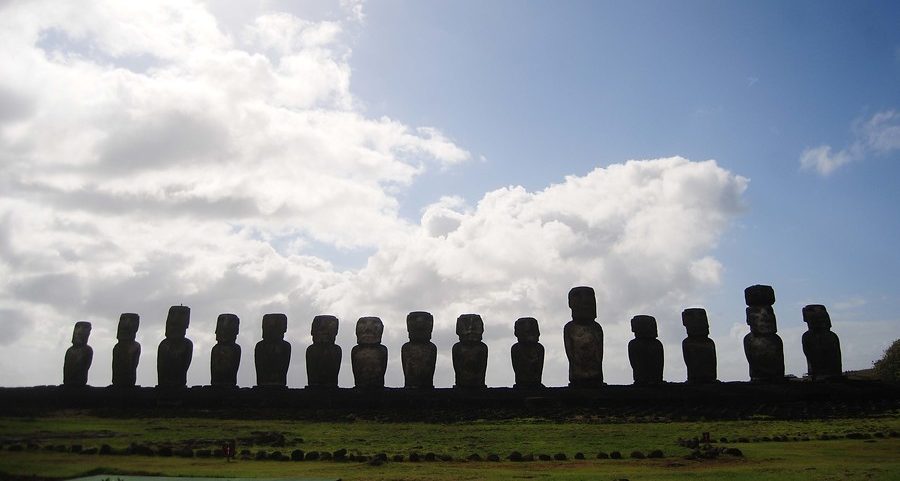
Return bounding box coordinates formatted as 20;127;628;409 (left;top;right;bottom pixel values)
62;285;843;388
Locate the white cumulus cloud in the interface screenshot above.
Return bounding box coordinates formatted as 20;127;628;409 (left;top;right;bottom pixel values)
800;109;900;176
0;1;748;388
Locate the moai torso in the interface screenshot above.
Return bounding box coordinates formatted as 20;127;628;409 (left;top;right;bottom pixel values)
743;285;784;382
453;314;488;388
802;304;842;380
64;321;93;386
511;317;544;388
157;306;193;388
628;315;664;385
210;313;241;387
563;286;604;387
351;317;388;388
306;315;341;388
111;313;140;387
255;313;291;387
402;311;437;389
681;308;716;383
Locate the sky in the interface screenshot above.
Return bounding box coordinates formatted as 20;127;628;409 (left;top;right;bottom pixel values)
0;0;898;389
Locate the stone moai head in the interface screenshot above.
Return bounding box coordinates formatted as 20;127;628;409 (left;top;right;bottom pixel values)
682;308;709;337
456;314;484;342
407;311;434;342
631;315;658;339
744;284;776;306
746;306;777;335
568;286;597;321
262;313;287;340
356;316;384;344
72;321;92;345
514;317;540;343
215;313;240;343
311;315;338;344
802;304;832;331
164;305;190;338
116;313;139;341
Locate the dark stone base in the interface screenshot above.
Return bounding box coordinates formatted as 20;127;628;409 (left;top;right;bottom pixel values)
1;380;897;421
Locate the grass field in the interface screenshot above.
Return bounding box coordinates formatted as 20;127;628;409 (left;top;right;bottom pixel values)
1;412;899;480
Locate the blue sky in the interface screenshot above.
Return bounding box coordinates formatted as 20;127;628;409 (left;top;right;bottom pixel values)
0;0;897;388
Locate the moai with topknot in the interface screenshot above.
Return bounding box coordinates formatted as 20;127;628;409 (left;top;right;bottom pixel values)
453;314;488;388
157;305;193;388
352;317;388;388
210;313;241;387
802;304;843;381
63;321;93;386
111;313;141;387
255;313;291;387
511;317;545;388
306;315;341;388
681;308;717;383
563;286;604;387
628;315;664;385
402;311;437;389
743;285;785;382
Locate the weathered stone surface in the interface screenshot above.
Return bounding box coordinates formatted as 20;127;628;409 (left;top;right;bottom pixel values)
63;321;92;386
743;286;785;382
306;315;341;388
157;306;193;388
210;313;240;387
402;311;437;389
511;317;544;388
628;315;664;385
681;308;717;383
111;313;140;387
744;284;776;307
564;286;604;387
453;314;488;388
352;317;387;388
255;313;290;387
802;304;842;380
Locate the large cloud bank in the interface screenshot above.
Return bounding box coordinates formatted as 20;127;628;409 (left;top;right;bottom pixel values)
0;1;747;387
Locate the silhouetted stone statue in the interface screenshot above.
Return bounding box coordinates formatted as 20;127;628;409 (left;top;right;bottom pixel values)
564;286;604;387
628;315;664;385
255;313;290;387
352;317;388;388
681;308;717;384
402;311;437;389
306;315;341;388
511;317;544;388
111;313;140;387
743;285;785;382
453;314;488;388
210;313;241;387
802;304;843;381
63;321;92;386
157;305;193;388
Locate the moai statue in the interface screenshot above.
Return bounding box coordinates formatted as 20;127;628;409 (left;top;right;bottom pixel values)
157;305;193;388
563;286;604;387
681;308;717;384
351;317;388;388
63;321;93;386
402;311;437;389
628;315;664;385
511;317;545;388
210;313;241;387
111;313;141;387
743;285;785;382
802;304;843;381
452;314;488;388
255;313;291;387
306;315;341;388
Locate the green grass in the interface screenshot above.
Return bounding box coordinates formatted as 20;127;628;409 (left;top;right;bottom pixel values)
1;412;898;480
